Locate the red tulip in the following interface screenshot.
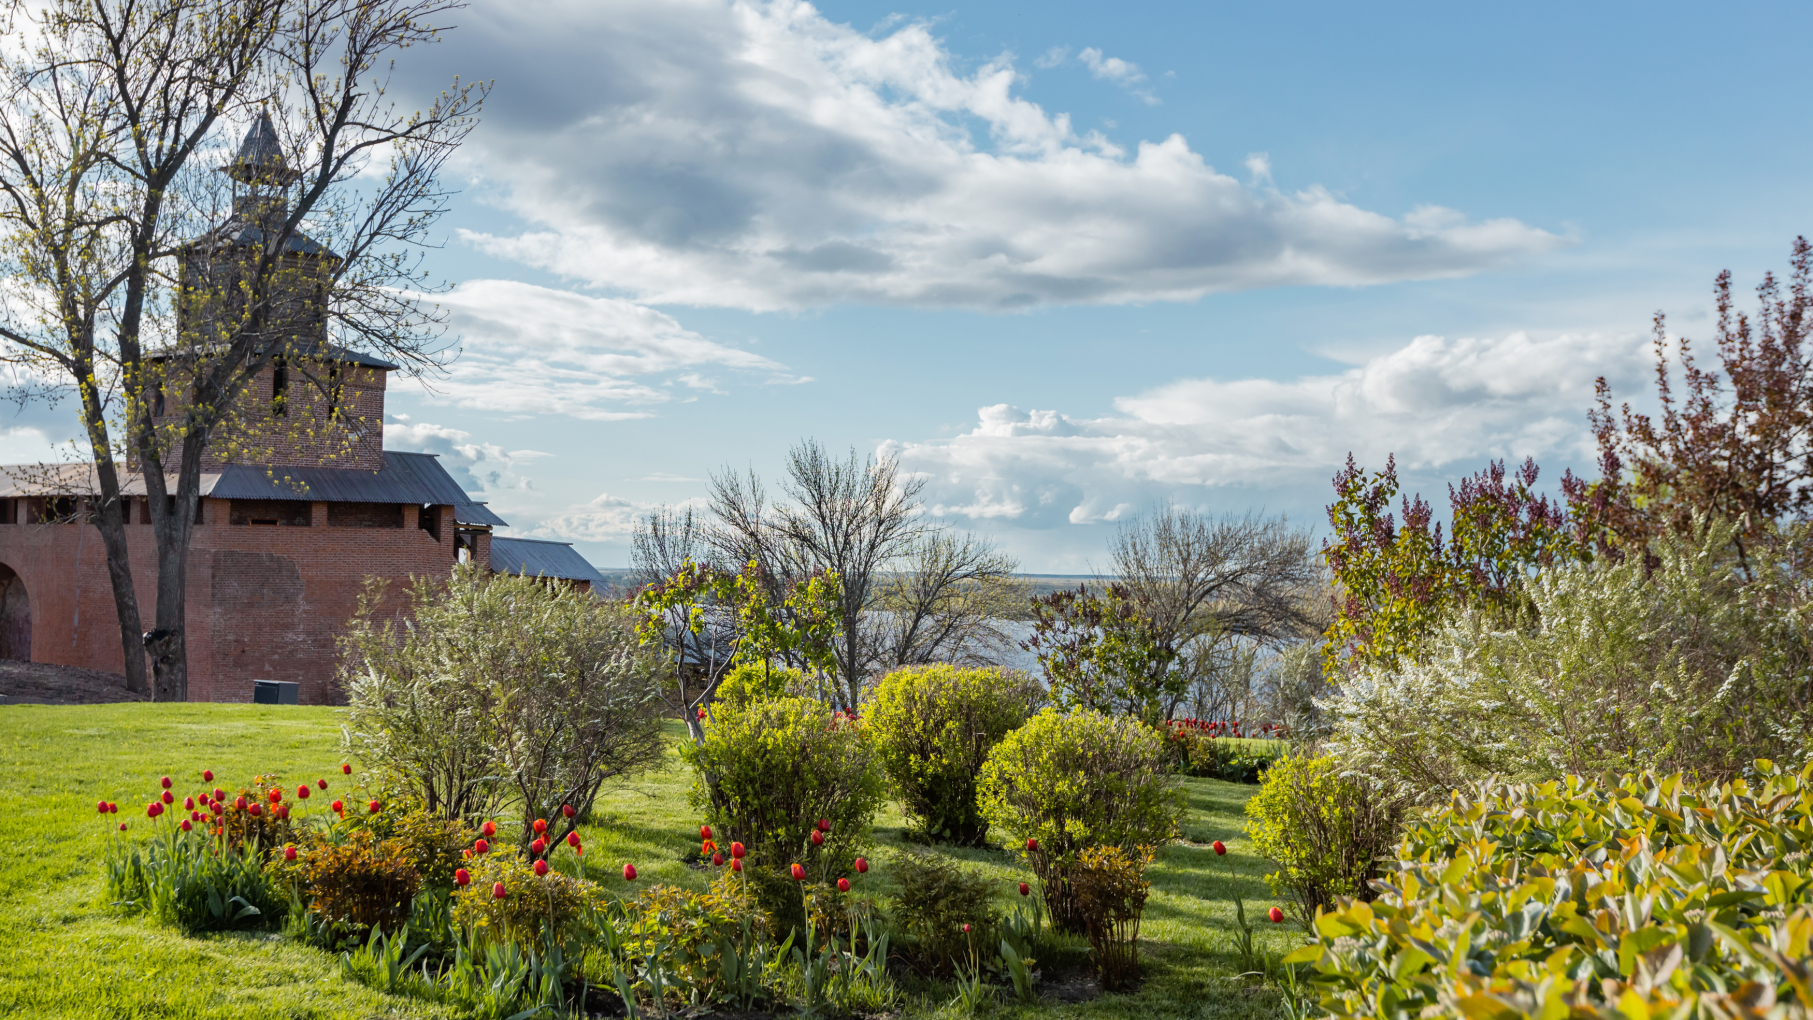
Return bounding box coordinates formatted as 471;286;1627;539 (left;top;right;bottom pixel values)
454;868;470;886
297;785;310;799
562;804;575;819
182;796;194;811
481;821;496;837
160;776;172;789
817;818;831;833
1019;882;1031;896
284;845;297;861
790;863;805;881
474;839;490;855
962;923;972;933
367;800;381;814
711;852;725;866
235;796;248;810
533;818;547;835
837;877;851;892
531;838;546;855
274;805;290;820
731;858;743;872
248;803;263;817
268;788;282;803
623;863;638;881
1268;907;1284;924
201;770;213;782
810;829;824;846
575;847;583;856
700;824;713;840
96;800;108;814
213;788;225;801
118;822;127;831
730;841;746;859
190;812;200;822
697;707;707;719
161;790;173;805
180;819;192;832
702;840;717;854
107;802;116;813
1025;838;1039;852
567;831;581;848
854;857;868;874
330;800;344;813
341;763;351;775
1212;841;1226;856
533;860;549;876
493;882;507;900
316;779;327;790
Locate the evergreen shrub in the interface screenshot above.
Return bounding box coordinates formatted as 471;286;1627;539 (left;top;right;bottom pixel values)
1289;762;1813;1019
868;665;1040;845
977;709;1182;932
888;847;1003;973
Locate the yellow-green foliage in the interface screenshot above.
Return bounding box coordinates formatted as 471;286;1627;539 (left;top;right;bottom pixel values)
680;695;885;889
450;851;600;944
1289;762;1813;1020
621;872;769;995
869;665;1040;845
978;709;1181;933
711;663;806;709
1244;753;1399;921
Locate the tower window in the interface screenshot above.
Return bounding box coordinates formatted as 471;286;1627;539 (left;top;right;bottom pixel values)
328;365;342;418
272;358;287;416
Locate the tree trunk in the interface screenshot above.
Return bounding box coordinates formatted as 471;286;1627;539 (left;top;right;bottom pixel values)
89;494;148;694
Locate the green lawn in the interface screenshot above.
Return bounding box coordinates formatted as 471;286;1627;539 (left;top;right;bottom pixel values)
0;704;1299;1019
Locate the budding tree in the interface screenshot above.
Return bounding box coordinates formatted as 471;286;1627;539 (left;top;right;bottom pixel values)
0;0;485;697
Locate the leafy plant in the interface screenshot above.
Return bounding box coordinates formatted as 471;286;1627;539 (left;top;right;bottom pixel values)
869;664;1040;845
105;827;284;934
1288;761;1813;1019
978;709;1183;933
1071;845;1152;990
1243;753;1400;924
450;850;599;945
888;847;1003;973
681;695;884;921
1022;583;1184;721
268;828;421;933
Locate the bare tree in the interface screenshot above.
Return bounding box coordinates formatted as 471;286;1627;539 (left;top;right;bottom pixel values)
0;0;485;698
708;440;928;708
1108;506;1318;719
868;531;1021;669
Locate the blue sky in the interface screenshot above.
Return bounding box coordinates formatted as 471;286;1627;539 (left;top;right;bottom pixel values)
15;0;1813;572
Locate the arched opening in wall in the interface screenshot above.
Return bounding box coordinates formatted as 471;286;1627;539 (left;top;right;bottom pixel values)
0;565;30;661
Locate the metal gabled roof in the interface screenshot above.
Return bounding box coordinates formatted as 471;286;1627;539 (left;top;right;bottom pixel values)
489;536;608;586
0;452;507;527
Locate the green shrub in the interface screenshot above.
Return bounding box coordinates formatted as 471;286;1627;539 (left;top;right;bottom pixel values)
1243;753;1400;924
977;709;1183;932
869;665;1040;845
1323;520;1813;802
1071;845;1152;991
450;850;599;944
1289;761;1813;1019
887;847;1003;973
1165;727;1288;783
342;567;668;838
681;695;885;924
619;872;770;1002
711;662;807;709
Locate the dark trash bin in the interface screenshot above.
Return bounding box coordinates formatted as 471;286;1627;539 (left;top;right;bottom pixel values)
252;680;298;705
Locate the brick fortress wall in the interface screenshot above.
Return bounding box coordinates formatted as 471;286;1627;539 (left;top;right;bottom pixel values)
0;499;468;703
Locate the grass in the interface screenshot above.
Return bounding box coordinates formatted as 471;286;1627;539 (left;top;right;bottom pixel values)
0;704;1302;1019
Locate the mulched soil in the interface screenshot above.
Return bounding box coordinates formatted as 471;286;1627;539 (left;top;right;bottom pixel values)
0;660;143;704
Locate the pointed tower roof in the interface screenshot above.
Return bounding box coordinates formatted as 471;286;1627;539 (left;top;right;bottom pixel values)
222;111;300;186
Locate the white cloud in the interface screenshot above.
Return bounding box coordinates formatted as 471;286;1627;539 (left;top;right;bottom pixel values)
883;330;1654;531
422;279;799;420
525;491;710;544
1076;47;1157;103
426;0;1566;312
383;415;549;495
